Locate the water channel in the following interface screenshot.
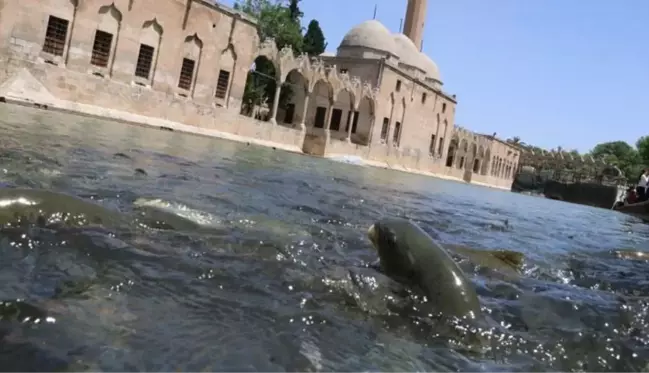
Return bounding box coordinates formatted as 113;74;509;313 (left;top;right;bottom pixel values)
0;104;648;371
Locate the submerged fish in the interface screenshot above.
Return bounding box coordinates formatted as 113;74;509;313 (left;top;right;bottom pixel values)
0;188;126;228
367;217;483;321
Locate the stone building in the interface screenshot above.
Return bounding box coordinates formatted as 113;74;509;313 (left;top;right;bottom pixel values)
0;0;519;190
263;0;520;188
0;0;259;110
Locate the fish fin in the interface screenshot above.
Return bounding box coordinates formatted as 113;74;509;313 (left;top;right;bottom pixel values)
492;250;525;268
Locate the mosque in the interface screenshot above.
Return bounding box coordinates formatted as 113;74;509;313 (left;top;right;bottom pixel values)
267;0;520;188
0;0;519;189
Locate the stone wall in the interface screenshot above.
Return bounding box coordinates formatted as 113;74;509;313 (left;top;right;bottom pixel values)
0;0;306;152
0;63;305;152
323;135;514;189
372;64;455;160
512;169;543;192
543;180;618;209
0;59;515;190
471;173;517;189
0;0;519;191
1;0;260;112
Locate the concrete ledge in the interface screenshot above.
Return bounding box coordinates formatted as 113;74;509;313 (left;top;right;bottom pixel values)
0;94;304;155
343;156;466;184
0;63;513;192
469;180;513;191
1;94;514;192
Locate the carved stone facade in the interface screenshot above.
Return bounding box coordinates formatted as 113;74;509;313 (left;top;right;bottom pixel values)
255;39;378;139
442;127;520;184
253;29;520;189
517;148;620;185
0;0;520;190
0;0;260;111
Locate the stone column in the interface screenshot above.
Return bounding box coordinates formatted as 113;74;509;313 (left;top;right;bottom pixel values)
385;121;392;148
299;93;309;130
324;100;333;130
346;110;356;142
385;106;394;148
366;116;376;145
440;122;449;160
269;82;282;125
432;116;440;156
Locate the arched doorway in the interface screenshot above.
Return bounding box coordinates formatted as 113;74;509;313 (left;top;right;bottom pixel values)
457;138;468;169
240;55;278;121
280;69;308;128
353;96;374;145
307;79;334;129
446;136;459;167
481;149;490;175
470;143;478;172
329;89;354;140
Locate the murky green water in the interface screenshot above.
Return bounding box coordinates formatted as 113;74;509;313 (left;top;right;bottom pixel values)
1;103;649;371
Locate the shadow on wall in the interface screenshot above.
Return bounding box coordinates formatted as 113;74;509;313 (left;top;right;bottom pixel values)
512;167;554;193
543;180;619;209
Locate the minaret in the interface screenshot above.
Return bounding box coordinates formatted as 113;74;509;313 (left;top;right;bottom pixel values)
403;0;427;49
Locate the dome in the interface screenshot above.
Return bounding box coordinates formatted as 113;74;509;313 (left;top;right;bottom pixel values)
419;53;441;82
338;20;397;56
392;33;425;71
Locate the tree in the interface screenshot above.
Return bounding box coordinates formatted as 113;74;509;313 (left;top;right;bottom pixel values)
233;0;303;52
569;149;580;158
241;70;268;116
508;136;521;144
303;20;327;56
591;141;635;161
589;141;641;183
636;136;649;165
288;0;303;23
240;56;277;116
234;0;304;117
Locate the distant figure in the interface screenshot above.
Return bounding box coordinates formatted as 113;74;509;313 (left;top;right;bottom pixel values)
252;96;270;121
636;168;649;201
625;187;638;204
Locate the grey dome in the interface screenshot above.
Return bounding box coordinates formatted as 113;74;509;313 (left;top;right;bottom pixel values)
338;20;397;56
392;33;425;71
420;52;441;82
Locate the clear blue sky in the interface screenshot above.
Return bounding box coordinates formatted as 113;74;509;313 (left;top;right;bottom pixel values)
222;0;649;153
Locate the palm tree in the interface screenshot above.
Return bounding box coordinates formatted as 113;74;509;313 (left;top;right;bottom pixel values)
507;136;521;144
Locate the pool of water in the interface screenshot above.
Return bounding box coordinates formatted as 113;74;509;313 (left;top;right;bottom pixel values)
0;104;648;371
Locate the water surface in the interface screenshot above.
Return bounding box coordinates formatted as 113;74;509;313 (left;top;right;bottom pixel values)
1;104;649;371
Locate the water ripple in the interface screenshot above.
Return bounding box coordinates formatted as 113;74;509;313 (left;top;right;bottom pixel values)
1;104;649;371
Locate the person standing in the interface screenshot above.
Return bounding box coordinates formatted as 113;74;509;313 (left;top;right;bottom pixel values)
636;168;649;202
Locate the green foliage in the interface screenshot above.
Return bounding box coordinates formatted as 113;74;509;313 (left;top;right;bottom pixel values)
589;140;644;184
234;0;328;119
240;57;276;116
288;0;303;22
241;78;266;116
235;0;304;116
303;20;327;56
512;136;649;183
234;0;303;52
507;136;522;145
636;136;649;164
590;141;635;160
